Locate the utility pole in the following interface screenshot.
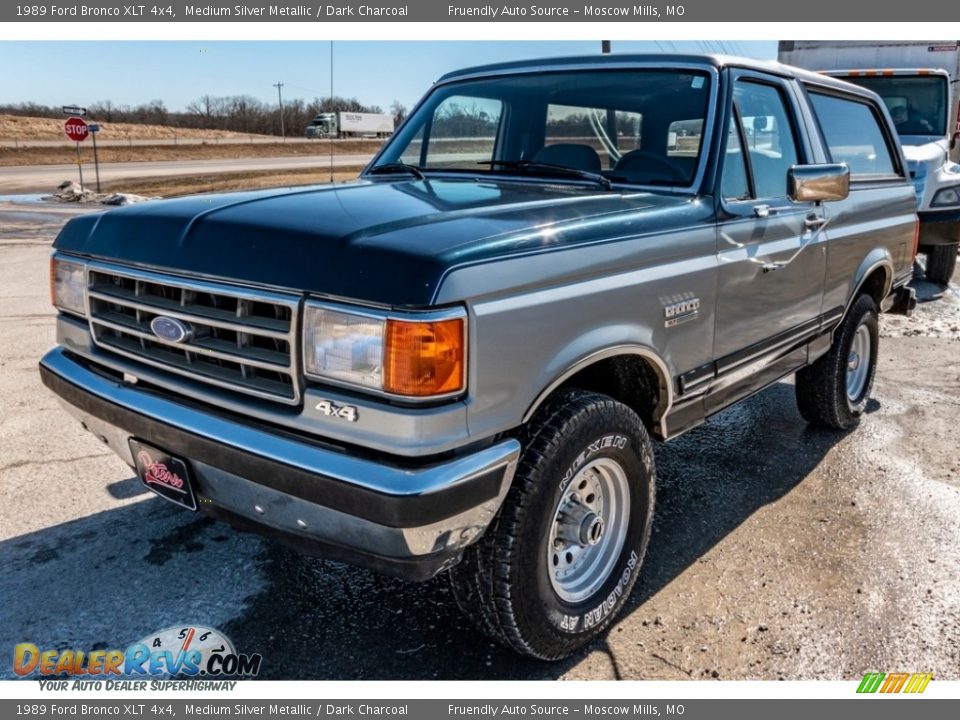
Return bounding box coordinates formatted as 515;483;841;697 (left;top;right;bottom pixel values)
601;40;611;54
273;81;285;141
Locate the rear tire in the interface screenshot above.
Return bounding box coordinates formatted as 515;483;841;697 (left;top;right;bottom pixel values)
925;245;958;285
795;294;878;430
449;388;655;660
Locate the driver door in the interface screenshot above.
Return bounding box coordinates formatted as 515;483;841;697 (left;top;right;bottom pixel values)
709;73;827;412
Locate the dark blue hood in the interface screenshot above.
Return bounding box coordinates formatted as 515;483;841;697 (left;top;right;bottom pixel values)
54;178;704;306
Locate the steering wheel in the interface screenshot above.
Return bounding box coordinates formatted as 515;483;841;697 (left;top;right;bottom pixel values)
614;150;688;183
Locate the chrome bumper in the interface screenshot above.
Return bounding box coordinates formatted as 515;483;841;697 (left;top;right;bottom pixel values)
39;347;520;581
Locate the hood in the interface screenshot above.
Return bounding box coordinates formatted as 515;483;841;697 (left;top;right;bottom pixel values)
901;138;949;168
54;178;704;306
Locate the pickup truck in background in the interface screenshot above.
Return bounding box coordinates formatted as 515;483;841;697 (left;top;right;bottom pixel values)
779;40;960;284
41;54;917;659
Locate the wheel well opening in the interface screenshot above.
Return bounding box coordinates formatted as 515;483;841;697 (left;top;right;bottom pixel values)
858;267;889;306
557;355;665;435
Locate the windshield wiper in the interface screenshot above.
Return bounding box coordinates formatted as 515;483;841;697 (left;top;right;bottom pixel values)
481;160;612;191
368;163;426;180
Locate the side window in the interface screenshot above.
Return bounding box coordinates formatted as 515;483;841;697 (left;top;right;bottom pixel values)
807;92;898;177
730;81;800;199
721;114;750;201
424;96;503;169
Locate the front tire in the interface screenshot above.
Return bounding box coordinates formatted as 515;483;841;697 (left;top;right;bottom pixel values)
795;293;879;430
450;388;655;660
925;245;958;285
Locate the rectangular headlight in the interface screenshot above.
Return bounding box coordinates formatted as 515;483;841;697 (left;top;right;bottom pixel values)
303;302;466;399
49;256;86;316
303;305;385;389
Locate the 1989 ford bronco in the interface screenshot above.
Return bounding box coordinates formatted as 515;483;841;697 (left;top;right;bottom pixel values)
41;55;918;659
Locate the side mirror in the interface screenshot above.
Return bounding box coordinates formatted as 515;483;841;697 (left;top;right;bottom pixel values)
788;163;850;203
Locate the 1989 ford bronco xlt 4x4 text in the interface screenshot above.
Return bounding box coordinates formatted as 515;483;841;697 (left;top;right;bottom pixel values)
41;54;918;659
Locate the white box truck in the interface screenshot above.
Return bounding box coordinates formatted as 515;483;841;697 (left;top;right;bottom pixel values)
779;40;960;283
305;112;394;139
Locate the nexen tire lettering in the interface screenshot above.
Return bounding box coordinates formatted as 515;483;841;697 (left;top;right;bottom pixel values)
560;434;628;490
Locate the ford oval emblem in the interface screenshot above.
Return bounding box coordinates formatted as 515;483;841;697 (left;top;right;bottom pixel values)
150;316;193;343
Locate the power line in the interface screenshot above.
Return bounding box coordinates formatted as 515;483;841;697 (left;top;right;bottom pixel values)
286;83;328;97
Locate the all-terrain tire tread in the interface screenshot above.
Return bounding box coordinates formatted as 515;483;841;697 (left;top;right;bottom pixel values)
925;245;958;285
450;388;654;660
795;294;878;430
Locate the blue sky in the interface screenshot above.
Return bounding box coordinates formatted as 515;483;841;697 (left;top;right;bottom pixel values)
0;41;777;112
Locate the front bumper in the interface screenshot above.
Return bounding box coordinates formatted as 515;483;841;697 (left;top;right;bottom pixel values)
917;209;960;247
39;347;520;581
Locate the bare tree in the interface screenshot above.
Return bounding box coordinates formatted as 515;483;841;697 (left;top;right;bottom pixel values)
390;100;407;127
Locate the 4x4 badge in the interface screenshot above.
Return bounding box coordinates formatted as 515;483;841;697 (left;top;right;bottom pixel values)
315;400;359;422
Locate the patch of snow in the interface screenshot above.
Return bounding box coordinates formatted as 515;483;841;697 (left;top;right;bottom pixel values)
43;181;158;206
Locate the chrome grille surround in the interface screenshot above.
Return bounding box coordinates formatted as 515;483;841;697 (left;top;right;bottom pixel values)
86;261;301;405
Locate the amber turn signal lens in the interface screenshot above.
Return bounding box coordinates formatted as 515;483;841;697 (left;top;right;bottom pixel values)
384;317;465;397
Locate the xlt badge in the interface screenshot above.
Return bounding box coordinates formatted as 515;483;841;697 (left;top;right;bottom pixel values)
315;400;358;423
663;295;701;328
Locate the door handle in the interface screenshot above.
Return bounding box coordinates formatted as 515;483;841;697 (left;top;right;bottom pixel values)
804;214;828;230
754;204;778;219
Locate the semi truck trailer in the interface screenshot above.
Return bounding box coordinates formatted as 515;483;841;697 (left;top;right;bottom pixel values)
305;111;394;139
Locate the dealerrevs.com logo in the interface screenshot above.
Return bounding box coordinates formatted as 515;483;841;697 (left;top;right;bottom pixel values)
14;625;262;683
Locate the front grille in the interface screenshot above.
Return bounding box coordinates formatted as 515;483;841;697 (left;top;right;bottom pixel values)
86;263;301;404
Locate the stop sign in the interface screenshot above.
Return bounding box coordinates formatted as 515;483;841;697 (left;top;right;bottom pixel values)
64;116;89;142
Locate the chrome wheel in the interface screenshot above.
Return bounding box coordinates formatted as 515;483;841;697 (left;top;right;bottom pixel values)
846;323;871;403
547;457;631;603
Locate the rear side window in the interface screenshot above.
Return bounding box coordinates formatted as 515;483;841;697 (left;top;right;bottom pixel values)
808;92;899;177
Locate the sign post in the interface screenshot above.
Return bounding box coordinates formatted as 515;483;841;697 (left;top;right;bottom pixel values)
88;123;101;193
63;116;89;190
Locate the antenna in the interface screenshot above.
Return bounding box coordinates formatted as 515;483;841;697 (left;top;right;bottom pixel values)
273;82;285;141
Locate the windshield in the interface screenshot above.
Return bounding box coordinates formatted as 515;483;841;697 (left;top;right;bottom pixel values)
372;68;713;187
845;75;948;137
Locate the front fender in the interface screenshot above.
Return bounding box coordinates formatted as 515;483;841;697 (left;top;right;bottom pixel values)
521;340;674;427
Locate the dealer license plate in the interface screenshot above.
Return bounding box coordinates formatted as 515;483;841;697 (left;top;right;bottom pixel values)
129;439;198;511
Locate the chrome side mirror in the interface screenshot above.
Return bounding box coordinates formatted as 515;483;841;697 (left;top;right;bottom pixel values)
788;163;850;203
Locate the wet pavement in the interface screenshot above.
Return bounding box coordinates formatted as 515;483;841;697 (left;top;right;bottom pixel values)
1;201;958;680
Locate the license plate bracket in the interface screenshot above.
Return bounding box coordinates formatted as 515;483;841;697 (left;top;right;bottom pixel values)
129;439;197;511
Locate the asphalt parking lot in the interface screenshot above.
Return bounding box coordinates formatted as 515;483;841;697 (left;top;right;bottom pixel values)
1;198;959;680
